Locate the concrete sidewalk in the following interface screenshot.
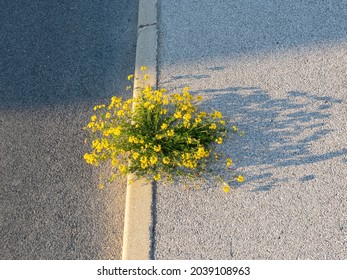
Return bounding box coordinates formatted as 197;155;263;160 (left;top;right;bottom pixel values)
154;0;347;259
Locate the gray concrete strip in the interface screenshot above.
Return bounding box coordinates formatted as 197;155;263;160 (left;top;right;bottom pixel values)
121;0;157;260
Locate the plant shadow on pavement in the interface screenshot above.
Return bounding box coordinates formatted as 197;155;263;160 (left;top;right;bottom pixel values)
192;86;346;192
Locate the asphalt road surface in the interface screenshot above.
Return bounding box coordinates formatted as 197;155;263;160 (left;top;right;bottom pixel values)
0;0;138;259
155;0;347;259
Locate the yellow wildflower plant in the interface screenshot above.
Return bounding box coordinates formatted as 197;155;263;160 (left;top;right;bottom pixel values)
222;183;231;193
236;175;245;183
161;123;168;130
215;137;223;144
83;67;244;192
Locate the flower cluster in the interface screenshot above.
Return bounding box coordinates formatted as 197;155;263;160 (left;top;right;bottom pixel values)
84;68;244;192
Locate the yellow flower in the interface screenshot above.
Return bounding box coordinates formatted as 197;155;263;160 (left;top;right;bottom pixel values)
196;95;203;101
144;85;152;91
182;91;192;99
91;115;97;121
195;117;202;124
132;152;140;160
219;120;225;125
162;98;169;105
183;121;190;128
148;104;155;111
160;109;167;115
232;125;238;132
118;164;127;174
105;112;111;119
103;126;121;137
209;123;217;130
161;123;168;130
93;104;105;111
182;152;191;160
96;121;105;130
226;158;233;166
154;90;162;97
128;136;139;143
123;102;131;111
144;101;151;108
99;184;104;189
162;157;170;164
211;110;223;119
140;66;147;71
144;74;150;80
167;129;175;137
153;173;161;181
215;137;223;144
174;111;182;118
181;104;188;111
194;147;209;159
222;183;231;193
117;110;125;117
111;158;118;167
108;96;122;110
127;74;134;80
140;156;148;169
84;153;98;165
149;156;158;165
236;175;244;183
114;126;122;136
153;145;161;152
198;111;207;118
100;153;107;160
183;113;191;121
87;122;95;129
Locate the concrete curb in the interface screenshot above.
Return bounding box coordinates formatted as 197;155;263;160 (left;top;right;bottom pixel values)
121;0;157;260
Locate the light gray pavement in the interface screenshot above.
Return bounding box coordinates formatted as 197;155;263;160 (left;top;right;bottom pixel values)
154;0;347;259
0;0;138;259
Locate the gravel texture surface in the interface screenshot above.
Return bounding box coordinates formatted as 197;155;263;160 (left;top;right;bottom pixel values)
154;0;347;259
0;0;138;259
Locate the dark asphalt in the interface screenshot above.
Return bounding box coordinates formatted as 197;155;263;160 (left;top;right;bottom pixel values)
0;0;138;259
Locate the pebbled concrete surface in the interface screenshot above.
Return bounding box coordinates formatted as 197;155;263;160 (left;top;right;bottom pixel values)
154;0;347;259
0;0;138;259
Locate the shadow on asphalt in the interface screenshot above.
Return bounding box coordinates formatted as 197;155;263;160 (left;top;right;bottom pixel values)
0;0;138;259
0;0;136;109
196;86;346;192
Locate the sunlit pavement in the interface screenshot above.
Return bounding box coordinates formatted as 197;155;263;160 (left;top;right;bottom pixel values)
154;0;347;259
